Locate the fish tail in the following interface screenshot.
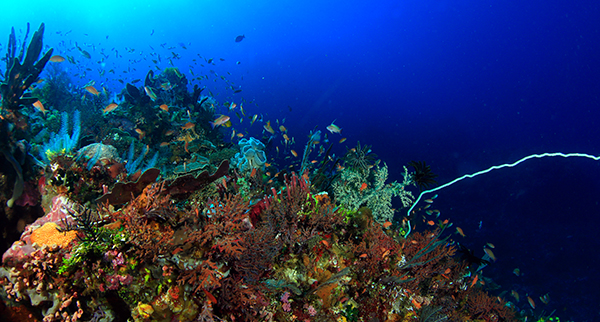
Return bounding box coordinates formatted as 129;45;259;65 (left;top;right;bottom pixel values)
210;121;216;129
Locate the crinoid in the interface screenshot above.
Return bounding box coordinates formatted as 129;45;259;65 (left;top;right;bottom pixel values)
344;141;378;172
408;160;438;191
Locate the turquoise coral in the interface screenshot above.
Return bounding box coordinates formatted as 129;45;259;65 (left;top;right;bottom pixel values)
231;137;267;173
333;162;414;223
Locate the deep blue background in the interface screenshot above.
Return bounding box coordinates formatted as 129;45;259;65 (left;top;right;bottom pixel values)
3;0;599;320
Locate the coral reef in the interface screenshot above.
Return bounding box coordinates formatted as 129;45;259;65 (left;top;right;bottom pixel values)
0;23;531;322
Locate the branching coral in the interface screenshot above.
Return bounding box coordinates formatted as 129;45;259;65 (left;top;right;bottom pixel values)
333;162;414;223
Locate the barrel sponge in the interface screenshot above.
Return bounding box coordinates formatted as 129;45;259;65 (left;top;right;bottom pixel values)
231;137;267;173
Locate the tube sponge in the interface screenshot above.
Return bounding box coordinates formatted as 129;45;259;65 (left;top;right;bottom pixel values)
40;110;81;163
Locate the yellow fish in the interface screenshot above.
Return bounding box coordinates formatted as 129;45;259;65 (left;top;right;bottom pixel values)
144;86;158;101
49;55;65;63
326;121;342;134
182;122;196;130
264;121;275;134
33;100;47;115
85;85;100;95
210;115;230;129
483;247;496;262
103;103;118;114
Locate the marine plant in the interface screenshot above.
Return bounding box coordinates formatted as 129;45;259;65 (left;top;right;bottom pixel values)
1;23;52;208
1;23;52;114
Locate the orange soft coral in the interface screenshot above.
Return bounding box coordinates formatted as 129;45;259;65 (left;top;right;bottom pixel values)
30;222;78;248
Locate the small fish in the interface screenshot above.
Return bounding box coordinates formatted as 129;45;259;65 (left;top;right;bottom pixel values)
135;128;145;140
339;137;347;143
251;114;258;126
539;293;550;305
75;42;91;59
279;125;287;132
159;104;169;112
33;100;47;114
424;198;434;203
144;86;158;101
160;142;169;147
236;133;244;138
326;121;342;134
85;85;100;95
181;122;195;130
382;221;393;229
426;220;435;226
456;227;466;237
359;183;368;191
235;35;245;42
483;247;496;262
290;150;298;157
264;121;275;134
511;290;520;302
49;55;65;62
513;268;521;276
527;296;536;309
486;242;495;249
382;249;390;259
210;115;230;129
221;177;228;190
233;89;242;93
103;103;118;114
470;274;478;287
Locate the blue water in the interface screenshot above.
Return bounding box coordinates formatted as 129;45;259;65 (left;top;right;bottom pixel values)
3;0;599;320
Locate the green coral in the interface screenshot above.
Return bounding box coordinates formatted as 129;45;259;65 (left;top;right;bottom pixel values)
333;162;414;223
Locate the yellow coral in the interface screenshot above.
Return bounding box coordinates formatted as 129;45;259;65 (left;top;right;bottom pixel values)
30;222;78;248
137;302;154;319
